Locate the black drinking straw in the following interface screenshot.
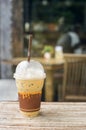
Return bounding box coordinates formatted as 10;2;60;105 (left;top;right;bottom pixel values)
28;34;32;62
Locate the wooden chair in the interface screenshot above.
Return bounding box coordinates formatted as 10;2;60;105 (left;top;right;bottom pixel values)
61;54;86;101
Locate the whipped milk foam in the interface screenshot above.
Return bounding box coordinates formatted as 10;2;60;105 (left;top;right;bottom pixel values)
14;60;46;79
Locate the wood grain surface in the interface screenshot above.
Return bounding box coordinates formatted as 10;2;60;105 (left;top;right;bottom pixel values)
0;102;86;130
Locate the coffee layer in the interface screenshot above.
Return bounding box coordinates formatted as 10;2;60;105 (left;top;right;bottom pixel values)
18;93;41;112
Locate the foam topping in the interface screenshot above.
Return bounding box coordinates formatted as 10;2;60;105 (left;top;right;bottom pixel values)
14;60;46;79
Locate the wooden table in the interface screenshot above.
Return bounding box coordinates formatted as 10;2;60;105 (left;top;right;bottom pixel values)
2;57;64;101
0;102;86;130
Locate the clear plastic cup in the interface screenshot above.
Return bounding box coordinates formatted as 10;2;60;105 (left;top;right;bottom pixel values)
14;60;46;117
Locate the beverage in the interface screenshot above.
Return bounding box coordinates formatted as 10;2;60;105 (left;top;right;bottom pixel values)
14;60;46;117
55;46;64;62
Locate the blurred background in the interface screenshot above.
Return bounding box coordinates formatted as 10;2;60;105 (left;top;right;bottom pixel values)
0;0;86;101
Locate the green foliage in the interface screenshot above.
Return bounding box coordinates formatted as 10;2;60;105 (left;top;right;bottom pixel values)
42;45;54;54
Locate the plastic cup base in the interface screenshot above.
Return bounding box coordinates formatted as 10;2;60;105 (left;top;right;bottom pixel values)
20;110;39;117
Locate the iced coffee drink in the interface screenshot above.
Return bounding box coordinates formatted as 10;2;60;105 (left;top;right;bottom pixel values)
14;60;46;117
